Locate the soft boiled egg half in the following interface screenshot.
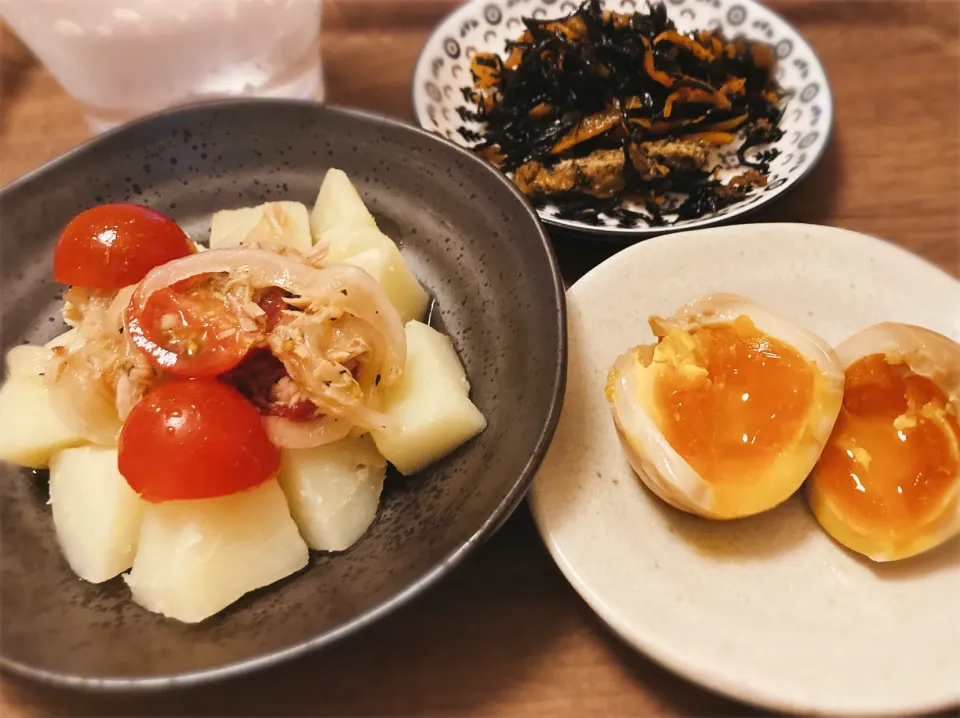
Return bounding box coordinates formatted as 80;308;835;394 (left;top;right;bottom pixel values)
605;294;844;520
807;323;960;562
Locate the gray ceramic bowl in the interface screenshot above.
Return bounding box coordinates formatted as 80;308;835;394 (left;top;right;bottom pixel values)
0;101;566;689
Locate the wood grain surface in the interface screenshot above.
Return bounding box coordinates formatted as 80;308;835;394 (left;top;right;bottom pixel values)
1;1;958;716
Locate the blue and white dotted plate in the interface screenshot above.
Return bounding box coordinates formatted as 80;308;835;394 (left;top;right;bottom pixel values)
412;0;833;239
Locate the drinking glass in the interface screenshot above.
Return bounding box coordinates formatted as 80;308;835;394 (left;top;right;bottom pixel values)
0;0;324;132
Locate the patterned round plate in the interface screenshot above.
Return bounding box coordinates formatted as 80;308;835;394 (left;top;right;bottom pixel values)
412;0;833;239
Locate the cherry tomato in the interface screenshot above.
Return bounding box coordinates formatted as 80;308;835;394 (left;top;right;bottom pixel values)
125;283;252;378
256;286;291;332
118;379;279;502
54;204;195;289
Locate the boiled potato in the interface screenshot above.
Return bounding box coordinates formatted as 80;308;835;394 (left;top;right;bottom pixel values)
320;225;429;323
49;446;145;583
339;244;429;324
279;435;387;551
319;224;391;261
313;172;429;321
0;351;85;468
124;479;308;623
310;168;377;238
372;321;486;475
5;330;79;378
5;345;52;379
210;201;312;252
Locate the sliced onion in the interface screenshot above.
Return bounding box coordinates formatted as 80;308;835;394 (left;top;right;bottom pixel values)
45;285;138;445
263;414;353;449
134;248;406;382
269;311;393;432
47;343;123;446
106;285;136;333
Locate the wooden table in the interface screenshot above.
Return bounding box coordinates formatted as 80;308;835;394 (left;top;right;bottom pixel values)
1;2;958;716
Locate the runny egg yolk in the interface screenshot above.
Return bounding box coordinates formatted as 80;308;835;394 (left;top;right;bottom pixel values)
654;316;816;484
812;354;960;537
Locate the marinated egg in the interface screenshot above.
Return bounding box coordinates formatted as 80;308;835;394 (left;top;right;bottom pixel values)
605;294;844;519
807;323;960;561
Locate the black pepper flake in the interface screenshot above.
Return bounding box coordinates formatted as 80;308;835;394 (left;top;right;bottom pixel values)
340;289;348;296
375;374;381;386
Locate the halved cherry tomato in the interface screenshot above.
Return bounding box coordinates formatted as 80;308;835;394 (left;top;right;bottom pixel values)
256;286;291;332
118;379;279;502
54;204;195;289
125;282;253;378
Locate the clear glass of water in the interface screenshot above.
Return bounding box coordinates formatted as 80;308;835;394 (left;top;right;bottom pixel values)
0;0;324;133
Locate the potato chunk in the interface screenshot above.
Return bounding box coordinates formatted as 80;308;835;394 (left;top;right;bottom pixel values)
0;353;85;468
279;435;387;551
310;168;378;238
372;322;486;475
5;345;52;379
49;446;145;583
124;479;308;623
210;201;312;252
319;226;429;323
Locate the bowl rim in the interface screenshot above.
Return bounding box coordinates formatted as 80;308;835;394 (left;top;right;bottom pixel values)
409;0;836;241
0;99;569;692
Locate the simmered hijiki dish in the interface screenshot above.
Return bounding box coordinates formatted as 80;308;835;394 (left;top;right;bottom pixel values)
0;169;487;623
459;0;786;226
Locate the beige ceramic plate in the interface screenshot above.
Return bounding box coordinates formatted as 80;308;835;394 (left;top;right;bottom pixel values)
529;223;960;716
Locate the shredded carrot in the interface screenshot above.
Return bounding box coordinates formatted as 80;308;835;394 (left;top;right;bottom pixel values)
699;113;749;132
479;146;506;166
551;108;622;153
683;131;736;145
719;77;747;97
470;54;501;90
603;11;633;29
641;37;675;88
701;114;749;132
545;16;587;41
662;87;731;119
654;30;716;62
630;116;707;134
505;31;531;69
529;103;552;119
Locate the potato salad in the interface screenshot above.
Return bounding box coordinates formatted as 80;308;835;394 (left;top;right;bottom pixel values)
0;169;487;623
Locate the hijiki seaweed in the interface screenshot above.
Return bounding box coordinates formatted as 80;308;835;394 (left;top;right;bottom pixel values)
457;0;787;226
